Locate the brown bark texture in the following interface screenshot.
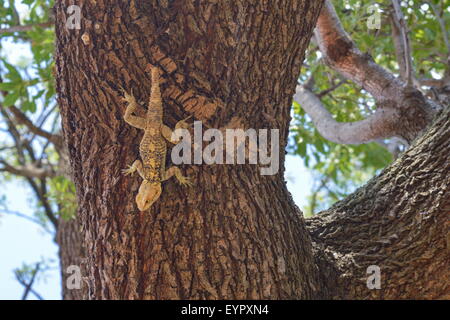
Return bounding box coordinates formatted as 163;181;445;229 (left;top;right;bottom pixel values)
307;107;450;299
55;0;324;299
54;0;449;300
56;216;89;300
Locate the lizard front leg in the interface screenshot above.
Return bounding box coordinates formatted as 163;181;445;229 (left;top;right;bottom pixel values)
161;116;193;144
121;89;146;129
163;166;192;186
122;159;145;179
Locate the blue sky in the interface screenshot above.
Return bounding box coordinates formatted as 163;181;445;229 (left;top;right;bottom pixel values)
0;1;62;297
0;180;61;300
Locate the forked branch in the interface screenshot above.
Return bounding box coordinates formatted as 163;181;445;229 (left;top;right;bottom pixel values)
295;85;399;144
296;0;438;145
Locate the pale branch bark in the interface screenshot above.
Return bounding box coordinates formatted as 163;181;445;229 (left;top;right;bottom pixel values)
297;79;407;155
391;0;414;86
309;0;438;143
295;85;399;144
0;22;53;34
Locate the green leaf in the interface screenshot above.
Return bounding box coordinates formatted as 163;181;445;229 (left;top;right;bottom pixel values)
2;91;20;107
0;82;19;91
1;60;22;82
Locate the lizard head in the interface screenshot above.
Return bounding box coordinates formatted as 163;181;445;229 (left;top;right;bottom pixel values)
136;180;162;211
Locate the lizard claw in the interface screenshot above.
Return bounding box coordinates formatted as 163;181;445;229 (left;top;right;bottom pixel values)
175;116;193;130
177;175;193;187
119;87;136;105
122;165;136;176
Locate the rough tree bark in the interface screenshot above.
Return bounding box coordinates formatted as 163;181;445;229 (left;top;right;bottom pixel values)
307;107;450;299
54;0;448;299
56;215;88;300
55;0;324;299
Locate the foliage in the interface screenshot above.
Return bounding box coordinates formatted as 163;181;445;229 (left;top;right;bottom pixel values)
47;176;77;221
0;0;75;233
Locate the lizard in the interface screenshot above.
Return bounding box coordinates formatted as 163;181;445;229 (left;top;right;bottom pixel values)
121;66;192;211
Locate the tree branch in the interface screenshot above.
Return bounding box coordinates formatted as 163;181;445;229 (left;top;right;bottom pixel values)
306;107;450;299
0;159;56;179
391;0;414;86
314;0;405;101
428;1;450;59
0;106;59;229
8;105;63;148
15;263;44;300
0;22;53;34
305;0;438;144
0;209;52;234
389;13;408;81
317;78;347;98
295;85;399;144
418;77;450;88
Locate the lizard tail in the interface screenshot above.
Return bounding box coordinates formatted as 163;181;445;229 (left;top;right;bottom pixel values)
151;67;161;97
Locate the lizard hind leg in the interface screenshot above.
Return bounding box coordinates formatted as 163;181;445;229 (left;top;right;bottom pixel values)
122;159;145;179
163;166;192;187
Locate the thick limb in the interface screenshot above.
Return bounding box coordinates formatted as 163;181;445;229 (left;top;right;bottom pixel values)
122;159;145;179
122;90;146;129
163;166;192;186
161;116;192;144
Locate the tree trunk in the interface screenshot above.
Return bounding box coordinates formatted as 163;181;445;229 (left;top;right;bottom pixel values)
307;106;450;299
54;0;449;300
56;216;88;300
54;0;324;299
